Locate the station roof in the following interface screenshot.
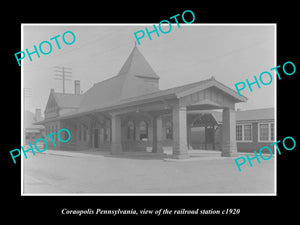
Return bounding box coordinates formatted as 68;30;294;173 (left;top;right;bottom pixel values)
36;46;247;124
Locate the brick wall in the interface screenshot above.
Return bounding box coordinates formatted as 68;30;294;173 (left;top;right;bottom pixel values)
236;122;274;153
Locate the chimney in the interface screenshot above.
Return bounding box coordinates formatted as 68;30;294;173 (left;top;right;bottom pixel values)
74;80;80;95
35;108;42;122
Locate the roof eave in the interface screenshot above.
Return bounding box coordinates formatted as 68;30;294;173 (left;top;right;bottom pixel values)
175;79;248;103
33;93;178;123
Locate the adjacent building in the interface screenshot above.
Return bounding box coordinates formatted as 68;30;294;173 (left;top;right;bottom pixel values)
235;108;274;152
24;109;44;144
188;108;275;152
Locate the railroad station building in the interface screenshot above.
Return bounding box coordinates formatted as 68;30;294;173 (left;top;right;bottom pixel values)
36;45;248;158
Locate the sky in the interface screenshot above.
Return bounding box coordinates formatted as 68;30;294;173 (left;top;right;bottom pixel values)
22;24;275;115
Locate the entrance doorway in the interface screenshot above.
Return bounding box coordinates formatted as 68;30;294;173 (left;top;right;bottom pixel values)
94;128;99;148
190;113;218;150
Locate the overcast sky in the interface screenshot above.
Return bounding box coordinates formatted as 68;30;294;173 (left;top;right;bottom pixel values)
22;24;275;115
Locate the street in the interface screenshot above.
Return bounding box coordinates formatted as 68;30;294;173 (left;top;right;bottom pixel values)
23;150;275;195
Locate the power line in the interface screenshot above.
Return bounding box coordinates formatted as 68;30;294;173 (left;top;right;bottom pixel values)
23;29;120;66
53;66;72;94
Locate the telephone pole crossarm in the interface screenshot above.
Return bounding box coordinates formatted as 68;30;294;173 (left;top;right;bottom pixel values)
53;66;72;94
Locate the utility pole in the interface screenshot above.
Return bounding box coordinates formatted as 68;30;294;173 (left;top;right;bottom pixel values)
54;66;72;94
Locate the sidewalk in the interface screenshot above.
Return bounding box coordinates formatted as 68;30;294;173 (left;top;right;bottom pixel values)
37;148;274;161
37;148;225;161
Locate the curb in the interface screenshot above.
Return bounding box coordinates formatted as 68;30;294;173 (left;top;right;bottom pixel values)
37;150;106;158
163;156;232;162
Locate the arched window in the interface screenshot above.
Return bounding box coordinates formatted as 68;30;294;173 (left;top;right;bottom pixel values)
139;121;148;140
165;121;173;140
127;121;135;140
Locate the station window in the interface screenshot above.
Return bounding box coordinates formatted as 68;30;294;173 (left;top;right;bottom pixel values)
258;122;274;142
236;124;252;142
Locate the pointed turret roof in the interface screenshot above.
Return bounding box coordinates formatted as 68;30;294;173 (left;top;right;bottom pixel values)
117;45;159;79
78;45;160;112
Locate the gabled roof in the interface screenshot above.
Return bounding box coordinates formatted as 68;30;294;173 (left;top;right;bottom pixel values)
52;92;84;108
78;75;126;112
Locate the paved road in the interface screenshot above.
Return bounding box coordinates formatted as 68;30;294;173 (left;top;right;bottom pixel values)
23;151;275;195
